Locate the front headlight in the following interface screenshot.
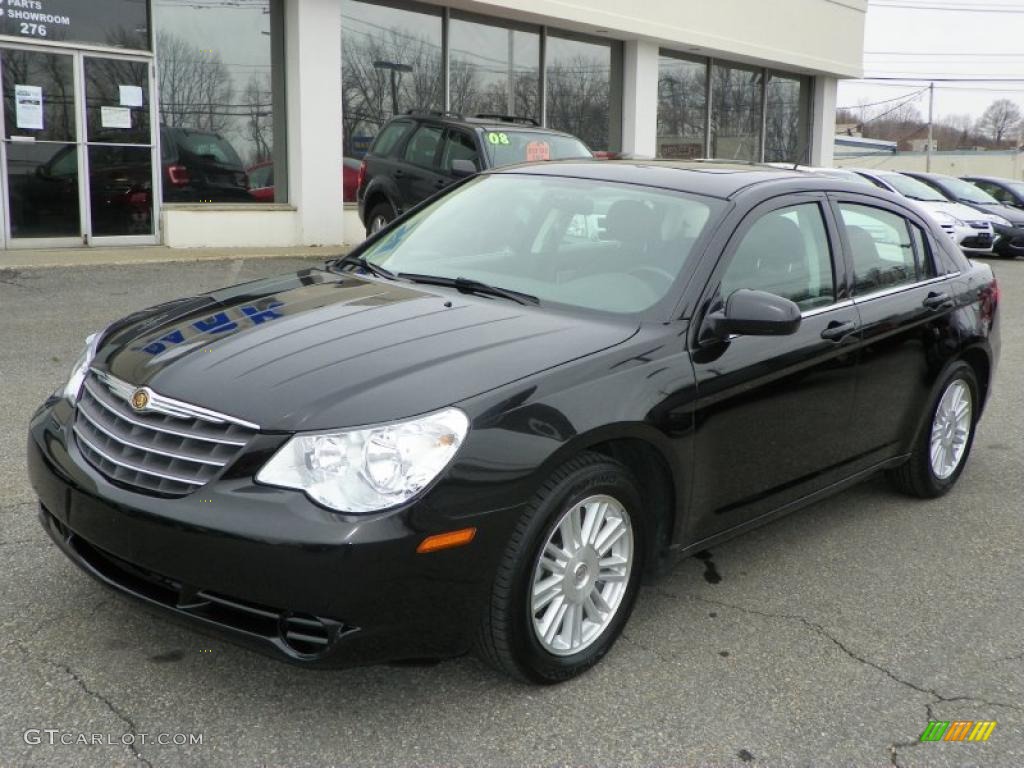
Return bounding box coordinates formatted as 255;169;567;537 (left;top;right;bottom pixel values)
256;407;470;513
62;332;101;402
990;214;1011;227
933;211;964;227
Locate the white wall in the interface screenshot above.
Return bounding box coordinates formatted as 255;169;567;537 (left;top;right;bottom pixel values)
438;0;866;77
810;77;838;168
621;40;659;158
835;151;1024;179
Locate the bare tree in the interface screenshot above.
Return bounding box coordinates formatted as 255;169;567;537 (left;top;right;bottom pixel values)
976;99;1023;146
156;30;234;134
243;74;273;164
545;55;610;150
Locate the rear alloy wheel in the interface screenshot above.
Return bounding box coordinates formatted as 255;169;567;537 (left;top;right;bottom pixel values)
475;452;645;683
366;201;395;236
888;362;978;498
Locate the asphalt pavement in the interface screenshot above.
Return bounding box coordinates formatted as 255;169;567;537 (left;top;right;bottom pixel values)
1;254;1021;768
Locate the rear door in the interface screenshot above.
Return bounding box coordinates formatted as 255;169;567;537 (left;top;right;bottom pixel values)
395;123;446;212
687;194;861;542
828;193;961;468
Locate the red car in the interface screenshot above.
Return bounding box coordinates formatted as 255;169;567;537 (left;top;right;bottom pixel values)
247;158;361;203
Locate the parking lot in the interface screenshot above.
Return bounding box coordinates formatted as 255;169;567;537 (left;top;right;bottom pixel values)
1;254;1021;768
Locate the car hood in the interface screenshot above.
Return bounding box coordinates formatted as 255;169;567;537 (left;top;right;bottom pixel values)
94;268;640;431
961;201;1024;225
916;200;991;224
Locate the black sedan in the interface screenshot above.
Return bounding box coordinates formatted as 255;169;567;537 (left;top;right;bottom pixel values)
28;162;1000;683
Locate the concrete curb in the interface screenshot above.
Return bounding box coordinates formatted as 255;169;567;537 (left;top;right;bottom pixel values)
0;245;353;270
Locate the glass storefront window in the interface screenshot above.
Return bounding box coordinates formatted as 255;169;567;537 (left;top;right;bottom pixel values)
449;16;540;122
765;72;811;164
545;33;622;153
154;0;283;204
657;52;706;159
341;0;443;158
710;62;763;162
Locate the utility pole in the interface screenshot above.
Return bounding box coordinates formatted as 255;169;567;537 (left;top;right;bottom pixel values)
927;81;934;172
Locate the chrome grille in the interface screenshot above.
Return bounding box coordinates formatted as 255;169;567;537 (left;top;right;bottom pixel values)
73;371;258;496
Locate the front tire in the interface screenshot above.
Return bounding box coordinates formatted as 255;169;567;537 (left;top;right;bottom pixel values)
888;362;978;498
475;452;646;683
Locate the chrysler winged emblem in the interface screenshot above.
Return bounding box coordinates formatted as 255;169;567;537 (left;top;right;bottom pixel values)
130;389;150;411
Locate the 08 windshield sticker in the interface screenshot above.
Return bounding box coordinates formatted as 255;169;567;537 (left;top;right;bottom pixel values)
486;132;511;145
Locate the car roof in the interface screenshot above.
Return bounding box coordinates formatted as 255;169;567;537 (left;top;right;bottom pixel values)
489;159;877;200
397;112;579;138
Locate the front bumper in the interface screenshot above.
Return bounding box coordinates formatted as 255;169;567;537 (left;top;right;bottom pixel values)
992;224;1024;258
28;397;517;667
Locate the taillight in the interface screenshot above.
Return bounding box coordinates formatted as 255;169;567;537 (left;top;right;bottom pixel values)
357;159;367;194
166;164;190;187
980;277;999;324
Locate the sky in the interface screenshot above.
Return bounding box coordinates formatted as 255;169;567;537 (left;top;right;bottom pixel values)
837;0;1024;123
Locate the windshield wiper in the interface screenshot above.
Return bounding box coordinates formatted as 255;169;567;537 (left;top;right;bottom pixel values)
399;273;539;305
327;253;396;280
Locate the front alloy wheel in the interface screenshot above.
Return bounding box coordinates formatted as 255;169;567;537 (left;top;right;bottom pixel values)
475;452;646;683
530;494;633;656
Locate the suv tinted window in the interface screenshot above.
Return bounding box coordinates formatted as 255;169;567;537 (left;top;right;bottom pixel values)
721;203;835;311
403;125;443;168
371;121;413;157
839;203;923;294
441;131;479;173
974;180;1010;204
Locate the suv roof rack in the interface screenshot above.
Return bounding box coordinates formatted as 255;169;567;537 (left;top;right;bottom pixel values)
471;113;540;126
403;109;465;120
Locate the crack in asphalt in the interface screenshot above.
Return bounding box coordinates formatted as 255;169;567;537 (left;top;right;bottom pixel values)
651;586;1023;766
11;640;154;768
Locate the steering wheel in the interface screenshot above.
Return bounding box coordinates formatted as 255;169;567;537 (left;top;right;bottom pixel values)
628;266;675;293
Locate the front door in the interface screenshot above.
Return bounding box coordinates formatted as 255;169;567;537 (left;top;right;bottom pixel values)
0;45;157;248
687;195;861;542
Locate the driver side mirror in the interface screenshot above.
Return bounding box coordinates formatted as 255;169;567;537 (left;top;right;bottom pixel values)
450;158;477;179
701;289;802;343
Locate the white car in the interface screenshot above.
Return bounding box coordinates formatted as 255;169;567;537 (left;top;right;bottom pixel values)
847;169;995;255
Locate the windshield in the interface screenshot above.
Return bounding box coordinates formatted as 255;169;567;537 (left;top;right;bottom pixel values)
936;175;1000;204
879;173;947;201
360;174;722;314
178;132;244;168
482;130;592;166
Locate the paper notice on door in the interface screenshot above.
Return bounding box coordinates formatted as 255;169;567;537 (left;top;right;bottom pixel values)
119;85;143;107
101;106;132;129
15;85;43;130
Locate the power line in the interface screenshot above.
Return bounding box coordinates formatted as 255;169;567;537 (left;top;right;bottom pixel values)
837;86;928;110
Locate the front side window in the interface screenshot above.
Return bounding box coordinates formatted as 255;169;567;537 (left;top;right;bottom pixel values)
360;175;722;314
839;204;927;294
720;203;835;311
440;131;479;173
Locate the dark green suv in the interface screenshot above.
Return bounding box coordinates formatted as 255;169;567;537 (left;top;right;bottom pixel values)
356;112;591;235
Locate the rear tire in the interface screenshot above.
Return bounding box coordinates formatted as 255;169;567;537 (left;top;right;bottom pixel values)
887;362;978;498
366;201;395;236
475;452;646;684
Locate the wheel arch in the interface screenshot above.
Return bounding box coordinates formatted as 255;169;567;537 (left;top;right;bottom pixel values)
530;425;683;580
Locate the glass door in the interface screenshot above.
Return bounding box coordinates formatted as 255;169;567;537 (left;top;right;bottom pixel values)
0;47;157;248
1;48;83;247
82;55;157;244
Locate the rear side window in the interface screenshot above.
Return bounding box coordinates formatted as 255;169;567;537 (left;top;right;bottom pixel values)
403;125;443;168
720;202;835;312
839;204;929;294
370;121;413;157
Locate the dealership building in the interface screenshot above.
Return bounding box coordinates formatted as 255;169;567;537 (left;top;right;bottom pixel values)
0;0;866;252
